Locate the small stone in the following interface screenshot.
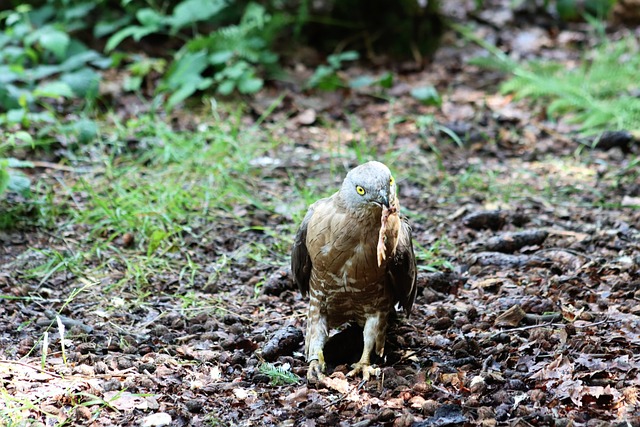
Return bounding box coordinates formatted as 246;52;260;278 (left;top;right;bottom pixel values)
229;323;244;335
94;361;108;374
185;399;204;413
138;363;156;374
421;399;438;414
431;317;453;330
75;406;92;420
121;232;135;248
102;379;121;392
117;357;134;370
377;408;396;422
304;402;324;419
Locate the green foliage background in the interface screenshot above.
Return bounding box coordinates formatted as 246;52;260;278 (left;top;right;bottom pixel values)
0;0;634;201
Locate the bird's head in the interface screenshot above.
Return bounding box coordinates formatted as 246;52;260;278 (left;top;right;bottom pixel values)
339;161;397;213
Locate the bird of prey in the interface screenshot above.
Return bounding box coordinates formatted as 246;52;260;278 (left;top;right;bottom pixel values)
292;161;417;381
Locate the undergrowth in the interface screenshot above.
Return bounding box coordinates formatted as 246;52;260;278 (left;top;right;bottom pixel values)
458;23;640;136
501;38;640;135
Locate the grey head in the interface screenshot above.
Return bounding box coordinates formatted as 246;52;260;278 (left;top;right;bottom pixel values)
339;161;397;212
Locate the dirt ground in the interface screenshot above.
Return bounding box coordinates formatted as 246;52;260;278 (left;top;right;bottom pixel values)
2;2;640;426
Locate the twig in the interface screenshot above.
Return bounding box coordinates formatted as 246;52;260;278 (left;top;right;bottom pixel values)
491;317;611;338
30;161;76;172
572;318;611;328
391;344;431;366
44;309;93;333
0;359;63;378
524;313;562;324
0;359;139;380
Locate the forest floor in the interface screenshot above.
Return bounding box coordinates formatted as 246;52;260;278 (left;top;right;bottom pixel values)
1;2;640;426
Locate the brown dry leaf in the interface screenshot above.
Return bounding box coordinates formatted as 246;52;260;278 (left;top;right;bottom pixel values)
103;391;148;411
442;101;475;122
384;397;404;409
470;277;512;293
560;304;584;322
494;305;526;327
440;372;465;388
233;387;251;400
530;355;574;381
510;28;551;54
321;375;351;394
282;386;309;403
141;412;172;427
558;382;622;407
409;395;426;409
295;108;317;126
485;94;529;122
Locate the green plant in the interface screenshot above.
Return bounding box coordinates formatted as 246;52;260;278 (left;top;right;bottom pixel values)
411;86;441;106
122;55;167;93
0;131;34;197
554;0;615;21
416;115;464;150
348;71;394;91
0;4;108;125
414;240;455;273
0;158;31;197
107;1;286;107
258;362;300;386
306;50;359;90
500;39;640;134
457;23;640;135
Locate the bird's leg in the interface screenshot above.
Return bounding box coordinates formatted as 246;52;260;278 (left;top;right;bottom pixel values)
305;304;328;383
347;313;386;381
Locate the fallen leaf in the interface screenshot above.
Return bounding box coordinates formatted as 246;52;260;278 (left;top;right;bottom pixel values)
103;391;148;411
494;305;526;327
283;386;308;403
295;108;317;125
141;412;172;427
321;375;351;394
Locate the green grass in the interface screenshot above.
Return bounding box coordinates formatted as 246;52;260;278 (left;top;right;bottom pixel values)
414;239;456;273
502;39;640;134
0;109;289;310
458;22;640;136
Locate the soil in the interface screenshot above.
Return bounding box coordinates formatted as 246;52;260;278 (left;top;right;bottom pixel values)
2;2;640;426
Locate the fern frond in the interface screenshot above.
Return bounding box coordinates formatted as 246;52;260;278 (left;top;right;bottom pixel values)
258;363;300;386
493;38;640;134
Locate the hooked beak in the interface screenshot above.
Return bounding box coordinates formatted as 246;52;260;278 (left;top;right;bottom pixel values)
377;190;390;208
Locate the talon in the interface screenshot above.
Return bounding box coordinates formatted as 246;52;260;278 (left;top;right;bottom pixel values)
347;363;380;381
307;359;326;383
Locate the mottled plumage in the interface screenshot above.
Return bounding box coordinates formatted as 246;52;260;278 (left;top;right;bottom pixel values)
292;161;417;381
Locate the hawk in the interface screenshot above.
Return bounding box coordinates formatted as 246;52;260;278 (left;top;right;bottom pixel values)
292;161;417;381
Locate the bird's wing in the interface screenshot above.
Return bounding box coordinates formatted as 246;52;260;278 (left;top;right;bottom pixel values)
291;204;315;297
387;218;417;315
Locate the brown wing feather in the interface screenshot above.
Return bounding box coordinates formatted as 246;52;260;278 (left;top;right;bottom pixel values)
291;206;315;297
386;218;417;315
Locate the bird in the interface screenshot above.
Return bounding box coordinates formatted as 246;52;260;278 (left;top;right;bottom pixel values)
291;161;417;382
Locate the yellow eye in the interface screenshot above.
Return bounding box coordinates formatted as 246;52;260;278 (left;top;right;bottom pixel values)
355;185;366;195
390;176;395;186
